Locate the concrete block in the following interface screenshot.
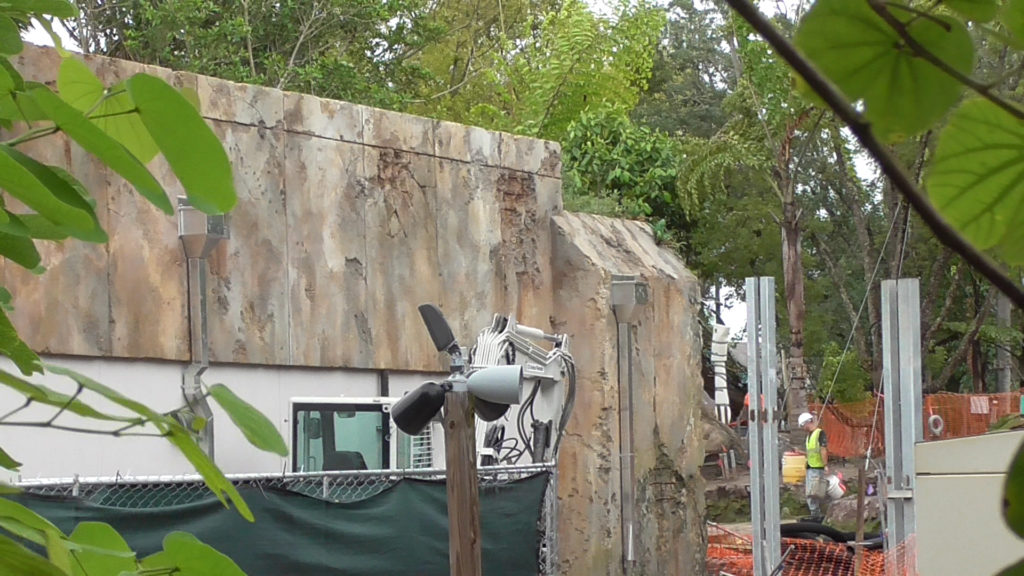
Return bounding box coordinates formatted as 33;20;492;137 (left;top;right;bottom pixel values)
363;106;435;155
283;92;363;143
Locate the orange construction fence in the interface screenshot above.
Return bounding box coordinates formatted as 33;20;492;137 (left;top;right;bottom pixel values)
809;392;1024;459
707;524;917;576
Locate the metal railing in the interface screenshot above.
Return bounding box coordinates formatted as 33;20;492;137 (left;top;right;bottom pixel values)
17;463;559;574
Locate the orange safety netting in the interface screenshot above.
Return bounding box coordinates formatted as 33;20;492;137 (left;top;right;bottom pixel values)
707;525;917;576
808;392;1024;459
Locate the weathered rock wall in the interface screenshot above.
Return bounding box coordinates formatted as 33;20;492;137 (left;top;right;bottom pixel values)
552;213;706;575
8;44;562;370
8;44;705;575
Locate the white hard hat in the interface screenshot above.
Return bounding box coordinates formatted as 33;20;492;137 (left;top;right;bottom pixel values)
798;412;814;426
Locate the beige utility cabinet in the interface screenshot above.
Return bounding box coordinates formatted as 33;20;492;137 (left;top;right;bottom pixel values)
915;430;1024;575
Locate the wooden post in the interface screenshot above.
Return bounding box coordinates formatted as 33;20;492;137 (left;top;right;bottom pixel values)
444;389;482;576
853;465;867;575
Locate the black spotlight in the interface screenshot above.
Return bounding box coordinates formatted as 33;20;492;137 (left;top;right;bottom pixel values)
392;381;446;435
473;397;510;422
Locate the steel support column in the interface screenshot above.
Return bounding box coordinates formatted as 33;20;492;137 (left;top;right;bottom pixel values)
881;278;922;574
746;277;781;576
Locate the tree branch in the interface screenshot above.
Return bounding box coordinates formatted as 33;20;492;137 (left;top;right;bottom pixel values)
722;0;1024;311
0;421;167;437
932;289;997;391
45;384;82;425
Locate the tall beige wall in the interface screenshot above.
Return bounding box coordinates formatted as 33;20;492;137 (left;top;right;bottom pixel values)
7;45;705;575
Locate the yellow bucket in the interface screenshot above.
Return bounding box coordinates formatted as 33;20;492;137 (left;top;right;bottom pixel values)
782;452;807;485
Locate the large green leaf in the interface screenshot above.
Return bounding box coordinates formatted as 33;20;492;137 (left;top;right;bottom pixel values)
57;57;103;112
793;0;974;140
2;0;79;18
926;99;1024;263
0;368;138;420
1006;0;1024;47
0;64;12;94
0;231;41;270
68;522;136;576
0;17;22;55
0;146;106;242
0;145;94;231
0;533;66;576
0;497;70;569
208;384;288;456
946;0;998;21
93;82;160;163
142;532;245;576
998;557;1024;576
0;446;20;471
24;87;172;215
0;517;45;546
57;59;160;162
126;74;236;214
165;422;254;522
0;312;42;375
1006;438;1024;538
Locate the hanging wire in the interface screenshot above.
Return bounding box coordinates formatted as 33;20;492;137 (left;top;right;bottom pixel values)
816;199;905;415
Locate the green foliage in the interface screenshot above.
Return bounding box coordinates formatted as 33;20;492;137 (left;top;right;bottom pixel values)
71;0;439;110
794;0;975;140
816;342;870;404
1006;440;1024;538
208;384;289;457
562;107;691;240
927;99;1024;264
425;0;666;141
946;0;999;22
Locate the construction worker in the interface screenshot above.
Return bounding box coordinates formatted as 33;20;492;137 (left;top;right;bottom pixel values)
798;411;828;519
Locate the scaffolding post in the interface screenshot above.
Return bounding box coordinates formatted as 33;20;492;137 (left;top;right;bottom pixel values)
881;278;922;574
746;277;781;576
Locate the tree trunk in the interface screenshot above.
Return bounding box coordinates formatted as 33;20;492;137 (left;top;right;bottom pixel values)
998;291;1013;393
782;197;809;427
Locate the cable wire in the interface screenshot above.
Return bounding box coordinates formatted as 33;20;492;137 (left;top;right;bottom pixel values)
816;200;905;415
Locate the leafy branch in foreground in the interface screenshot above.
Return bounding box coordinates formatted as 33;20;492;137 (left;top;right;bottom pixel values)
0;1;289;574
723;0;1024;310
720;0;1024;572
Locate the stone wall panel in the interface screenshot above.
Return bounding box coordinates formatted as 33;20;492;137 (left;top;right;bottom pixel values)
206;122;290;364
434;159;505;341
363;147;441;369
284;133;370;367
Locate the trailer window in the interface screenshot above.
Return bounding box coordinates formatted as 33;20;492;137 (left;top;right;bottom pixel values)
292;404;389;472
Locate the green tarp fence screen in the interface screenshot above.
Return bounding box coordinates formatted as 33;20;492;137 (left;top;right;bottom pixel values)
15;472;549;576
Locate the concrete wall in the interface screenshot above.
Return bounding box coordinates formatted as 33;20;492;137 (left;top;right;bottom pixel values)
4;44;706;575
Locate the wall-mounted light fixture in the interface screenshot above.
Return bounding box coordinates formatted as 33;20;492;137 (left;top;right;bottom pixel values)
177;196;228;459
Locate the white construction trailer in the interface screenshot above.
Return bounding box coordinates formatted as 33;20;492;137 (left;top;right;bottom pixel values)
915;429;1024;576
0;316;573;484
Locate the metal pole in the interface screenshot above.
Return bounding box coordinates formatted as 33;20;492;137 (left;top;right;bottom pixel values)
759;277;781;568
746;277;766;576
881;278;921;575
881;280;903;563
617;321;636;571
444;374;482;576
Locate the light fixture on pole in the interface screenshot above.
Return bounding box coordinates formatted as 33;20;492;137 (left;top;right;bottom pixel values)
391;304;525;576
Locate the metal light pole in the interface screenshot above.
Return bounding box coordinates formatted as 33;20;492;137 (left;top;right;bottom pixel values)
611;274;649;573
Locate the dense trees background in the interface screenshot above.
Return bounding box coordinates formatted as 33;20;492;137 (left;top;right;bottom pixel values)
65;0;1024;400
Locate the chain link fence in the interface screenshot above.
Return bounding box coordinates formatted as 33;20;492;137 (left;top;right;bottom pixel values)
18;463;559;574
